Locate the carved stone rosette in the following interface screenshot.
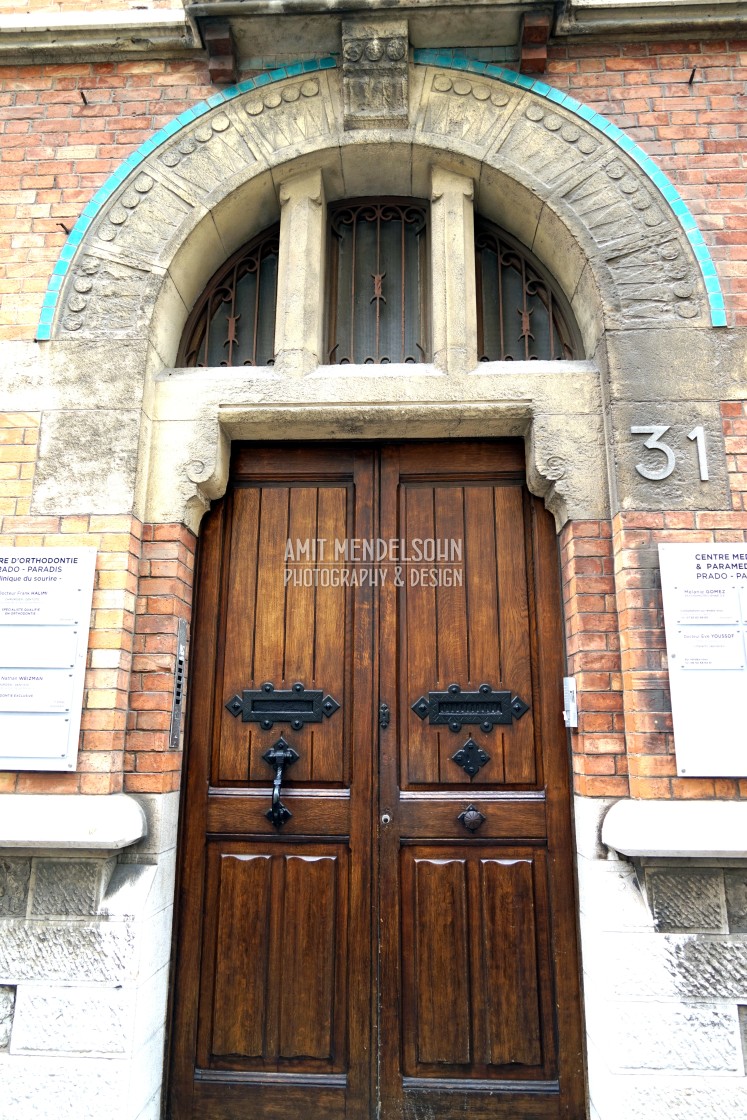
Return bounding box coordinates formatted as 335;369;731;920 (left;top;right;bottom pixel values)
342;19;409;130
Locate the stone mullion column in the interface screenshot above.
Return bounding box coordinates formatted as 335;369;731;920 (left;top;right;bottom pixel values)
274;168;326;377
429;166;478;374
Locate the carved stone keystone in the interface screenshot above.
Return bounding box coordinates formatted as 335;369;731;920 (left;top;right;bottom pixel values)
342;19;408;129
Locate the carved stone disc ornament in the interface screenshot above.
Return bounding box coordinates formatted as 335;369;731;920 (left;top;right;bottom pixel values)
342;18;409;129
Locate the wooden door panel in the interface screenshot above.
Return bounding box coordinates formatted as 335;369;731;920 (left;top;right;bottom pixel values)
200;842;349;1072
400;480;536;791
211;852;272;1060
400;845;554;1080
170;441;584;1120
218;482;351;789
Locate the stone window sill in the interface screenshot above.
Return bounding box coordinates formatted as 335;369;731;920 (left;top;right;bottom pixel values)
602;798;747;859
0;794;147;852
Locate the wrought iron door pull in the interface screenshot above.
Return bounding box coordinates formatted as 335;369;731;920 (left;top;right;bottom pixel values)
262;737;299;829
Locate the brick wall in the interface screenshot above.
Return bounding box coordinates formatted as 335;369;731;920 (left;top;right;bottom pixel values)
0;57;214;339
0;413;194;795
560;520;628;798
547;37;747;324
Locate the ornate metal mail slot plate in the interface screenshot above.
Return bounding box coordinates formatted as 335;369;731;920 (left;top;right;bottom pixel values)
225;681;340;731
411;682;529;733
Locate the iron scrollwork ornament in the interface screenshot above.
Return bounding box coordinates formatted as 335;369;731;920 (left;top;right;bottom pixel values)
225;680;340;731
411;682;529;733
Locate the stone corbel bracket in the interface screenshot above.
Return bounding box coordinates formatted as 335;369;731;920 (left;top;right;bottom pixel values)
184;423;231;527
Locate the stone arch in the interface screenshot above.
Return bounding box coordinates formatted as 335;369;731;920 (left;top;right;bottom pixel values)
30;59;730;535
38;58;723;350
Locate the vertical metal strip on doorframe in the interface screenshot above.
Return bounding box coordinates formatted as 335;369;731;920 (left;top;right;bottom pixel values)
169;618;188;750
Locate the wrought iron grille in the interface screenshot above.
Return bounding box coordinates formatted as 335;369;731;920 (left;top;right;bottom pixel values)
177;225;279;367
327;199;428;364
475;220;578;361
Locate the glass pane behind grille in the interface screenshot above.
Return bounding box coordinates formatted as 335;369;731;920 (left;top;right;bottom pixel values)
178;226;279;367
329;201;428;364
476;221;578;361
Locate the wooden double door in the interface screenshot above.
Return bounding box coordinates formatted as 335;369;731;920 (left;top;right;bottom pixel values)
169;441;585;1120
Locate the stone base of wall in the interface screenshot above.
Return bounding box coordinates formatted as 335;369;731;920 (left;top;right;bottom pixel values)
576;796;747;1120
0;792;179;1120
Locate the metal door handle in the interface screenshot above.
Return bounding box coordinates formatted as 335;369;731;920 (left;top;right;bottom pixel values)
262;737;299;829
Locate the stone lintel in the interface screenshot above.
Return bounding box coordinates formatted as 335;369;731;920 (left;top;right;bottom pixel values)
603;799;747;859
0;795;147;852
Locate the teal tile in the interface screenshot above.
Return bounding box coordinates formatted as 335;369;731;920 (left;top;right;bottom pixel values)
705;275;723;295
320;57;336;70
711;308;728;326
286;62;303;77
35;325;51;340
546;88;567;105
531;80;553;97
269;67;287;82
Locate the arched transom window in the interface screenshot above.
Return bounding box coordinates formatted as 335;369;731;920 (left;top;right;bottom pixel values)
177;225;279;367
475;219;578;361
177;201;580;368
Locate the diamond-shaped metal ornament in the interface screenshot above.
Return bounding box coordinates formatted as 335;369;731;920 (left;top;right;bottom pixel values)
450;737;491;779
411;697;430;720
511;695;530;719
322;695;340;718
225;695;244;718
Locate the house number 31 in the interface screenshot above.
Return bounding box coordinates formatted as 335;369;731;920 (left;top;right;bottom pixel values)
630;424;709;482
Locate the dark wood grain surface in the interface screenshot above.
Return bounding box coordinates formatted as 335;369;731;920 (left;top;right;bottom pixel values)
167;441;585;1120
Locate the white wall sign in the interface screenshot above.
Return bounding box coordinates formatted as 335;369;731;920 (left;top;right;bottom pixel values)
0;548;96;771
659;543;747;777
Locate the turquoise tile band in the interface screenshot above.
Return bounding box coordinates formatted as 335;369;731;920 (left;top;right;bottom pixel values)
35;53;726;339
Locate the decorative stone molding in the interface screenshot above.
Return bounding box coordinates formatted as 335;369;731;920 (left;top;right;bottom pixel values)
144;364;609;532
341;19;409;129
0;10;199;65
602;800;747;859
38;60;722;350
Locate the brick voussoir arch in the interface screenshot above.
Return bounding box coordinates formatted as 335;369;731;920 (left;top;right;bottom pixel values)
36;55;725;348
